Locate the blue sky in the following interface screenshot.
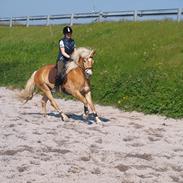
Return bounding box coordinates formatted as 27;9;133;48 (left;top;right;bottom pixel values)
0;0;183;17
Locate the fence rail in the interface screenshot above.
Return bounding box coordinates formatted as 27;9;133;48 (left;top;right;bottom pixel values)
0;8;182;27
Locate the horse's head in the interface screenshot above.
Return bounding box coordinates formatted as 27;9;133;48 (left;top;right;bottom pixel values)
78;50;96;78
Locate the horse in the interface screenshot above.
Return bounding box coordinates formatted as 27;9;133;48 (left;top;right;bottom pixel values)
18;47;101;123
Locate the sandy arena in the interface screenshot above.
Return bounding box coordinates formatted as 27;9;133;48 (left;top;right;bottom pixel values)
0;87;183;183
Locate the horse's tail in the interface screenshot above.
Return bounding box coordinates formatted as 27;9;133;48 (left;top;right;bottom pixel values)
17;71;37;103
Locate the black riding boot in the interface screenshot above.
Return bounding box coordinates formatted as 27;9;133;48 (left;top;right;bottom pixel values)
51;74;61;93
52;61;65;93
54;76;61;92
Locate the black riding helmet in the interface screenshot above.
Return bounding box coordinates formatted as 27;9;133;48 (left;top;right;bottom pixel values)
63;26;73;35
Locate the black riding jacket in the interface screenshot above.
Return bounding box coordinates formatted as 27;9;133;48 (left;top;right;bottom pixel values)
57;37;75;62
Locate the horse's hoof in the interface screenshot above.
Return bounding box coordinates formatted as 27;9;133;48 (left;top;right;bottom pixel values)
82;113;88;120
95;117;102;124
61;113;69;121
42;113;48;118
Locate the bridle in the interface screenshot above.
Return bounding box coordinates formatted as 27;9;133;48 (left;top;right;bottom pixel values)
82;57;94;79
75;50;95;79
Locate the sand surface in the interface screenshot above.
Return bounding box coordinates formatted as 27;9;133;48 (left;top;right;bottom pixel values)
0;87;183;183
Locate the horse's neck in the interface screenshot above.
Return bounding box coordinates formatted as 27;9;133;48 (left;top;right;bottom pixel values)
66;59;84;74
77;57;85;70
65;62;78;74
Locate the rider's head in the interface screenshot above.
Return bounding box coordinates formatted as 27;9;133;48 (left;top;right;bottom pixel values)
63;26;73;38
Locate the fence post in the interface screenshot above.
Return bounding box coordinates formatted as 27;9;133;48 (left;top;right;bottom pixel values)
26;16;29;27
47;15;50;26
98;11;103;22
70;13;74;26
177;8;182;22
134;10;138;21
10;17;13;27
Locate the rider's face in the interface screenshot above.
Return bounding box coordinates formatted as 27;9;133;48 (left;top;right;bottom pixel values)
65;33;72;38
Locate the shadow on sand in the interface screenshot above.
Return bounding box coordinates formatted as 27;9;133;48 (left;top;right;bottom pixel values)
21;112;110;124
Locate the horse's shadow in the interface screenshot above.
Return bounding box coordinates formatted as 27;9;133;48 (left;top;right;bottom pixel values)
48;112;109;124
21;112;109;124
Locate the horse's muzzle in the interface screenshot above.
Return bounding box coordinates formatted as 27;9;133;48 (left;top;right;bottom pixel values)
85;69;93;78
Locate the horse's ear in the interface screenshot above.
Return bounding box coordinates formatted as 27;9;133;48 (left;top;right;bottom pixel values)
91;50;96;57
88;50;96;58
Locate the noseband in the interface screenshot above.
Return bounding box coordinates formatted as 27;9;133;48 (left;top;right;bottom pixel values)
83;57;93;78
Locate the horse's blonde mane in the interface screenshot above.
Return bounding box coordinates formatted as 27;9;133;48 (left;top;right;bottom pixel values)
71;47;93;62
66;47;93;74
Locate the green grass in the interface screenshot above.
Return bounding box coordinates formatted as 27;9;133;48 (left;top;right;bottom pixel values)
1;21;183;118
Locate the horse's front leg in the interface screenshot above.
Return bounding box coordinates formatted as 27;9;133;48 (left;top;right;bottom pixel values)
82;105;89;120
70;90;89;120
85;91;102;124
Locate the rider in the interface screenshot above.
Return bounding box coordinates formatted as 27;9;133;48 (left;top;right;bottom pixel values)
54;25;76;91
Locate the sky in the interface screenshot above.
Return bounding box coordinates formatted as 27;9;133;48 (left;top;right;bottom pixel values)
0;0;183;18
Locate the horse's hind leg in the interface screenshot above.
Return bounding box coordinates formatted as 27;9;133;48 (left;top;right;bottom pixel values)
46;91;68;121
39;84;68;121
41;95;48;117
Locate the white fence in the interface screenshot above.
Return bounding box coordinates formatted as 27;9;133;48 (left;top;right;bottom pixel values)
0;8;182;27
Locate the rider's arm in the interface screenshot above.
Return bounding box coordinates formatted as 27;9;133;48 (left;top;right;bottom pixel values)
60;47;70;59
59;40;70;59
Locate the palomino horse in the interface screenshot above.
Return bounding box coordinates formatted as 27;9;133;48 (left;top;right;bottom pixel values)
18;47;101;123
